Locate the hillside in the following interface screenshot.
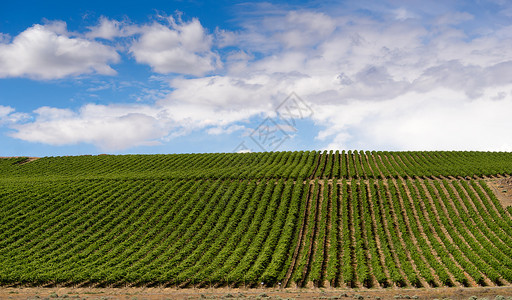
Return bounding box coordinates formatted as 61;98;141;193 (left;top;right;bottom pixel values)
1;151;512;289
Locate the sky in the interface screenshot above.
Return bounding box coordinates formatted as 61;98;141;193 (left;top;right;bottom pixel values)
1;0;512;156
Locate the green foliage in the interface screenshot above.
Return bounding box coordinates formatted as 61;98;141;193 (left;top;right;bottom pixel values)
1;150;512;287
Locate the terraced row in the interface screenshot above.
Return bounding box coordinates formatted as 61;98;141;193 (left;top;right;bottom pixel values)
2;150;512;180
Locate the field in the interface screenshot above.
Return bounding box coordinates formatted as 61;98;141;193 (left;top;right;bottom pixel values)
2;151;512;292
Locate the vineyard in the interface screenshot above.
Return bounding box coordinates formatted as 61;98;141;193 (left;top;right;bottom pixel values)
1;151;512;289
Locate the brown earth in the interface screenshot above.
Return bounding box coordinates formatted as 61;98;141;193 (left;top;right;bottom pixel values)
485;177;512;208
3;286;512;299
0;157;40;164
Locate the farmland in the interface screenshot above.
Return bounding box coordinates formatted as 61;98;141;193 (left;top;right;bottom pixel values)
1;151;512;289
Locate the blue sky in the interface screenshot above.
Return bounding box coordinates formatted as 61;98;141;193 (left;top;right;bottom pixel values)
1;0;512;156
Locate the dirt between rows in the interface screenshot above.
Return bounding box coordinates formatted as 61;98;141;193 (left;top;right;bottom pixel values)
2;286;512;300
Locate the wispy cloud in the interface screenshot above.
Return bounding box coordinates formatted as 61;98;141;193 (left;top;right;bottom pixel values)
0;106;30;125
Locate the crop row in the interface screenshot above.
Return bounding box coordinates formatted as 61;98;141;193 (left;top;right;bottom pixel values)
2;151;512;180
1;176;512;288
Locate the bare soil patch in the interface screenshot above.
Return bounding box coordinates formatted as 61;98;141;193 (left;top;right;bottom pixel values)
485;176;512;208
0;156;40;164
3;286;512;300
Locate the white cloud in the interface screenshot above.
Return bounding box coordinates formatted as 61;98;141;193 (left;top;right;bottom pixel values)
0;106;29;125
230;11;337;54
8;98;263;151
151;9;512;151
129;17;220;76
277;11;336;49
0;22;120;79
0;106;15;120
6;7;512;152
86;17;126;40
85;17;143;40
10;105;169;151
215;28;237;48
318;86;512;151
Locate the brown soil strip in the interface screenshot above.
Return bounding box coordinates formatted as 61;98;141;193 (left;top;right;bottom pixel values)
422;179;494;286
283;182;314;287
438;182;494;246
335;182;344;287
466;181;512;238
451;180;512;255
382;180;434;288
380;154;399;178
318;153;329;179
5;286;512;300
363;152;377;179
428;182;474;284
309;153;322;180
299;182;322;287
375;154;392;178
387;155;408;176
351;154;360;178
345;154;354;179
337;182;351;288
405;178;477;288
423;180;495;286
363;181;392;287
340;152;347;178
439;180;510;286
17;157;40;164
356;182;380;288
356;153;368;179
373;181;411;287
390;178;436;288
395;154;417;176
326;152;335;179
346;181;357;288
1;156;40;164
320;183;332;287
369;154;386;179
481;177;512;217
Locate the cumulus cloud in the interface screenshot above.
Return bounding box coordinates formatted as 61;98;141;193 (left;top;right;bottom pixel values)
10;105;169;151
8;98;267;151
86;17;128;40
129;17;220;76
6;6;512;151
85;15;221;76
0;22;120;79
230;10;337;54
317;86;512;151
153;8;512;151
